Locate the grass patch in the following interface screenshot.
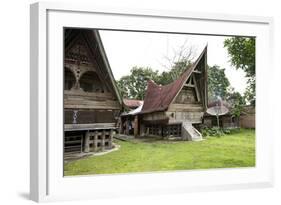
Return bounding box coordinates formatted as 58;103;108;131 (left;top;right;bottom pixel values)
64;129;255;176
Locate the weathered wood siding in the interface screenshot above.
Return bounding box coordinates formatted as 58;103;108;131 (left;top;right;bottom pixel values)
167;87;204;124
175;89;197;104
141;111;168;124
240;114;255;128
64;90;120;110
64;30;121;127
166;111;203;124
64;110;118;124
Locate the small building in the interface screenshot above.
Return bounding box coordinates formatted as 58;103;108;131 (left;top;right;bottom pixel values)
137;46;208;141
204;100;255;129
64;29;122;156
123;99;143;110
121;101;143;136
240;106;255;128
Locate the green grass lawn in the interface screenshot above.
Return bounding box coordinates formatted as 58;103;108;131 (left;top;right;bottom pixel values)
64;129;255;176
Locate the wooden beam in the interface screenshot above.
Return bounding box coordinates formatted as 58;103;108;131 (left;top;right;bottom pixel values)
193;70;202;74
84;131;90;152
183;84;195;88
64;123;117;131
192;75;201;102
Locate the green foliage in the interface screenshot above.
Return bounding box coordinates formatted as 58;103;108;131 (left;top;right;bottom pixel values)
224;37;255;77
201;127;225;137
158;59;192;85
226;91;246;118
117;59;192;100
64;129;255;175
244;77;256;106
224;37;256;104
201;127;241;137
208;65;230;101
117;66;160;100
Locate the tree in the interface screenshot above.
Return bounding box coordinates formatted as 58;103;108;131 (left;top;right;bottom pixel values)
116;66;160;100
159;59;191;85
226;91;246;118
159;40;195;85
208;65;230;101
224;37;255;105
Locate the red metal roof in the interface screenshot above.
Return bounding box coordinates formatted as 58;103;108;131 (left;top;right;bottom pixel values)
141;46;207;114
123;99;143;109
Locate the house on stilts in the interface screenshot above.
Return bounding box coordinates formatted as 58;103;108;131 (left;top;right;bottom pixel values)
136;46;208;141
64;28;122;156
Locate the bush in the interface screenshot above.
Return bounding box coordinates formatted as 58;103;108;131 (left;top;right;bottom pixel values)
201;127;241;137
201;127;224;137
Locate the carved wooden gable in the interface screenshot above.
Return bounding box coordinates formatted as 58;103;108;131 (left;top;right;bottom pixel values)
172;46;207;108
63;29;122;111
64;32;110;94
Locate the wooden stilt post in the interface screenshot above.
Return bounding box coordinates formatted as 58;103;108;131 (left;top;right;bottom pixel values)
93;131;98;152
140;123;145;137
84;131;90;153
109;129;113;148
101;130;105;151
126;119;130;135
134;115;138;137
120;117;124;134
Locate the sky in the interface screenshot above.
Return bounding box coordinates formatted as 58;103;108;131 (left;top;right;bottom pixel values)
100;30;248;95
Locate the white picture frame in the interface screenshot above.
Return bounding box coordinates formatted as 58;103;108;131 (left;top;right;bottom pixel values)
30;2;274;202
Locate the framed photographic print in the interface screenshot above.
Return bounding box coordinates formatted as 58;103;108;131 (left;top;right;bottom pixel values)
30;2;274;202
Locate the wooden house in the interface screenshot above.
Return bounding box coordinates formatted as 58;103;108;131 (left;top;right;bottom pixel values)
137;46;208;141
240;106;255;128
64;28;122;155
121;100;143;136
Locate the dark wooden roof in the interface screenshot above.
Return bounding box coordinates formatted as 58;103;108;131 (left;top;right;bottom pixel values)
141;46;207;114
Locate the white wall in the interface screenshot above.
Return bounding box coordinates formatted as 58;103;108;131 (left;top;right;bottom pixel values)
0;0;280;204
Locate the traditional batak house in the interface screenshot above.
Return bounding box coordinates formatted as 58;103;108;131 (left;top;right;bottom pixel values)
137;46;208;141
64;28;122;155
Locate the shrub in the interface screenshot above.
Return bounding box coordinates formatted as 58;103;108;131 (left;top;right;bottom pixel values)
201;127;242;137
201;127;223;137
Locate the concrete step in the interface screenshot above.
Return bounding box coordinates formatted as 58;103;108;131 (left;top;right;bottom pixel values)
182;122;203;141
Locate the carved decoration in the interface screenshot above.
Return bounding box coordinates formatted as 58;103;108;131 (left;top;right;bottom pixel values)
64;38;98;91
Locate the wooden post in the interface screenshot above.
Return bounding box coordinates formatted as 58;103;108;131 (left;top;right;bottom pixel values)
126;118;130;135
109;129;113;148
140;123;145;136
93;131;98;152
84;131;90;153
101;130;105;151
134;115;139;137
120;117;124;134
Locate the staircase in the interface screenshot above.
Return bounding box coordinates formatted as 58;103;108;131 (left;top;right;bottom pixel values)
182;122;202;141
